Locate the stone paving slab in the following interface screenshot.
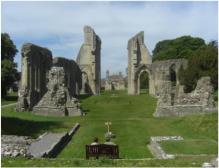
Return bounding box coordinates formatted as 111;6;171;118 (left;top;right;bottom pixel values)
28;132;69;158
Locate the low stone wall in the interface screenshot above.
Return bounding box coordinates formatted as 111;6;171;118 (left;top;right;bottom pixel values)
154;105;217;117
28;123;80;158
148;136;183;159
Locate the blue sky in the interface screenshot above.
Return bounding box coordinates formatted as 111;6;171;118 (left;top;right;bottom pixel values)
1;1;218;78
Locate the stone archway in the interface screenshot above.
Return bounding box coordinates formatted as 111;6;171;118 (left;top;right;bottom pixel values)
81;72;92;94
169;64;177;87
139;70;149;94
134;65;152;95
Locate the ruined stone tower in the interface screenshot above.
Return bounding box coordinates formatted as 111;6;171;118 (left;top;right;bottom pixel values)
16;43;52;111
76;26;101;95
127;31;152;95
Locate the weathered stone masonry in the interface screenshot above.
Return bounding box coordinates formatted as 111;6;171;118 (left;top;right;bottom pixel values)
16;43;52;111
77;26;101;95
16;26;101;116
127;31;216;116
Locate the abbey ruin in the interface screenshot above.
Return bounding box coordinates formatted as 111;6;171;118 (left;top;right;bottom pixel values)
105;70;126;91
127;31;215;116
77;26;101;95
16;26;101;116
16;26;215;117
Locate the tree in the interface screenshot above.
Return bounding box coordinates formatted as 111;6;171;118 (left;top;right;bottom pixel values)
1;33;18;98
178;40;218;92
140;71;149;90
152;36;205;61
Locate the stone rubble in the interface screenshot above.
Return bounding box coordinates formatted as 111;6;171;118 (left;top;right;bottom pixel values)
1;135;34;157
2;123;80;158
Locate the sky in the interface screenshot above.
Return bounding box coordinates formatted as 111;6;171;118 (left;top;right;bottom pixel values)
1;1;218;78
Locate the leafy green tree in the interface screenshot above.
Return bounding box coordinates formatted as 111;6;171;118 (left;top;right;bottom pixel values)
178;40;218;92
152;36;205;61
1;33;18;97
140;71;149;89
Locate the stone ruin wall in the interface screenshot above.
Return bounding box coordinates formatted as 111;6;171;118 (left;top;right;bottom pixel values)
127;31;216;116
76;26;101;95
53;57;82;96
151;59;188;97
154;76;215;117
16;43;52;111
16;44;83;116
127;31;152;95
16;26;101;116
33;67;81;116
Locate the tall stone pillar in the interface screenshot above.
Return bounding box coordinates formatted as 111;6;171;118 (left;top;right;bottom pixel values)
76;26;101;95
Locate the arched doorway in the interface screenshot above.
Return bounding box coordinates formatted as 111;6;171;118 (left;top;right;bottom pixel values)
169;64;176;87
135;65;151;95
139;71;149;94
81;72;91;94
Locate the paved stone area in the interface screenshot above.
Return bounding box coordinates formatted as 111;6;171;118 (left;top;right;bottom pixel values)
28;132;69;158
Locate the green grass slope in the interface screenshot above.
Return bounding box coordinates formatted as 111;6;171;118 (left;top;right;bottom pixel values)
1;90;218;167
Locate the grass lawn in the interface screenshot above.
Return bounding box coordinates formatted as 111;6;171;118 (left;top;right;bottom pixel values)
160;140;217;155
1;90;218;167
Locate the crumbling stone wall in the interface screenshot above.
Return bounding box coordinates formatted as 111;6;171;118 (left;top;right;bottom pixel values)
151;59;188;96
154;77;215;117
127;31;216;116
33;67;81;116
16;43;52;111
53;57;82;96
127;31;152;95
77;26;101;95
127;32;187;96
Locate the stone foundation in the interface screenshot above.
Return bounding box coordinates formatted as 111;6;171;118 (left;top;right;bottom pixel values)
148;136;183;159
154;105;217;117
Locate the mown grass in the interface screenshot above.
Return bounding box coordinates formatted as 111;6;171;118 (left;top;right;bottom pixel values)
2;156;216;167
160;140;217;155
1;90;218;167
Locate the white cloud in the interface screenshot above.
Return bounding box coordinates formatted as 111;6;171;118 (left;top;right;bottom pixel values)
1;1;218;77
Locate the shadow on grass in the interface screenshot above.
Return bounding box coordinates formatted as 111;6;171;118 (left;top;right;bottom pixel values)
77;94;92;100
1;116;62;137
82;109;90;115
2;95;18;102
